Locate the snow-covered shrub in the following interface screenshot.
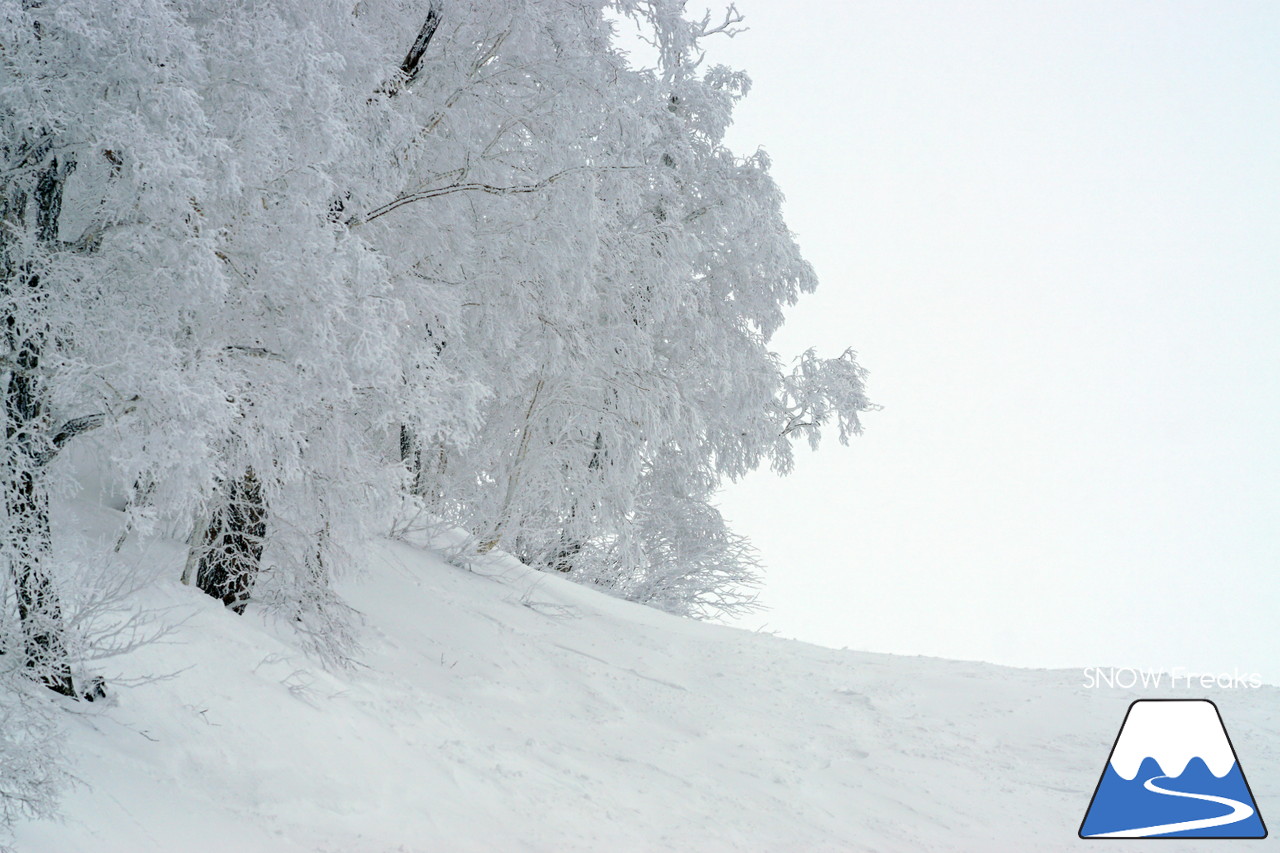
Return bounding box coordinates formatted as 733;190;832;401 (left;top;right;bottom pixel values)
0;676;65;842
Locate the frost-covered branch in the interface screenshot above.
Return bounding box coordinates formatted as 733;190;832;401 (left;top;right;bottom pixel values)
354;167;634;224
45;413;105;457
377;1;443;97
695;4;746;40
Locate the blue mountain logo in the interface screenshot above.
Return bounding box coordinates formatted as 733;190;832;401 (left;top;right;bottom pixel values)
1080;699;1266;838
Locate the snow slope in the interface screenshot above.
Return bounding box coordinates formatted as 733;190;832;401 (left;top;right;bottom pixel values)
11;505;1280;852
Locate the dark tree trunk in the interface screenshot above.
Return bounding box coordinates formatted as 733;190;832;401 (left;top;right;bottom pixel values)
195;469;267;614
400;424;423;494
376;2;443;97
1;149;80;697
8;469;74;696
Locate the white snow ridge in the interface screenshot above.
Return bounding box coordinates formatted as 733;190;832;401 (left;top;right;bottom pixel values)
1108;700;1238;780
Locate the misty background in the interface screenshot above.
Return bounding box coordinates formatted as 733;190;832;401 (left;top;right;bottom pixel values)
701;1;1280;680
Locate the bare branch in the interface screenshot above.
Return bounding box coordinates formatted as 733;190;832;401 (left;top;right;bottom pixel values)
224;344;286;362
49;413;105;452
780;419;815;437
353;165;638;225
36;395;141;466
32;413;107;468
353;170;574;224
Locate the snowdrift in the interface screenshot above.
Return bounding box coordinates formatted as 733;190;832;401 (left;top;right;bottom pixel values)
11;506;1280;852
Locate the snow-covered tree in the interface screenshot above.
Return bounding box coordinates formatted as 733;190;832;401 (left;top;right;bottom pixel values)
0;1;874;833
1;0;870;691
0;0;228;697
388;0;872;615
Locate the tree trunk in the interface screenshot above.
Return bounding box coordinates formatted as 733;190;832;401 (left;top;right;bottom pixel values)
552;431;603;573
480;379;543;553
399;424;423;495
194;469;267;614
7;468;74;696
1;149;79;697
181;513;210;585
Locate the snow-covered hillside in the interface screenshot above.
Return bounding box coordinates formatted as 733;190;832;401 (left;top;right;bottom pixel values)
11;504;1280;852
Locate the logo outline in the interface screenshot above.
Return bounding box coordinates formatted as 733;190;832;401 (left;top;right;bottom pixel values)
1079;698;1267;840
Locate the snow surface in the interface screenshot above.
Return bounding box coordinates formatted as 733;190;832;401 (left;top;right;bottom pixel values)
11;503;1280;852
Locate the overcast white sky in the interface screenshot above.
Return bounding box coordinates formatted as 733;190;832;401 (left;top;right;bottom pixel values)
694;1;1280;680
